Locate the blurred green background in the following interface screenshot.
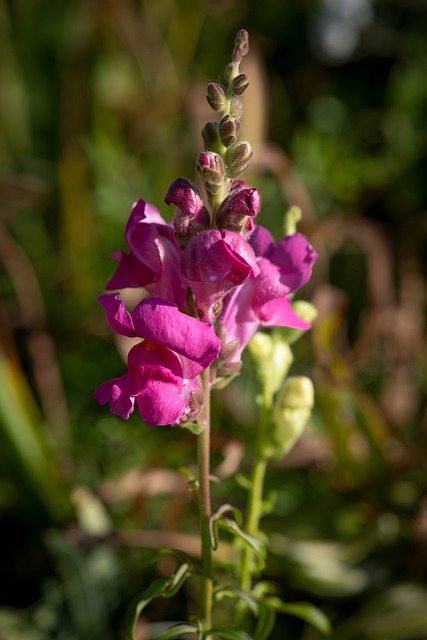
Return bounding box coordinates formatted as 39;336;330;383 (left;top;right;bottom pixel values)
1;0;427;638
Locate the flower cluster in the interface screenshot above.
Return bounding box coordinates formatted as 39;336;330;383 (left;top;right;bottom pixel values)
95;30;317;427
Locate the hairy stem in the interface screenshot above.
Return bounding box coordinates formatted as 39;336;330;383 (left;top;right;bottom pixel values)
197;367;213;631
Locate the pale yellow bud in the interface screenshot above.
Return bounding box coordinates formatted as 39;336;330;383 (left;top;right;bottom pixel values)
266;376;315;459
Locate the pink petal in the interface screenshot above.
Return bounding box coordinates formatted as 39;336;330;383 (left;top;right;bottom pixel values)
98;293;136;337
271;233;318;292
136;378;186;426
94;372;144;420
131;298;221;371
258;296;311;329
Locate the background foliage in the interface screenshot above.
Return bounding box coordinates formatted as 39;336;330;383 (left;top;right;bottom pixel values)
1;1;426;638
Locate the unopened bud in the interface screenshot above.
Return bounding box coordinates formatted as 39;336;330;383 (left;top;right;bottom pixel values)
235;29;250;55
231;73;249;96
164;178;203;218
197;151;225;194
225;140;253;178
216;187;261;232
218;115;241;148
283;206;302;236
267;376;315;459
249;333;293;398
207;83;227;112
202;121;220;151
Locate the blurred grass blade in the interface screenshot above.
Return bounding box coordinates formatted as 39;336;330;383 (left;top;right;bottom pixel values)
0;345;71;522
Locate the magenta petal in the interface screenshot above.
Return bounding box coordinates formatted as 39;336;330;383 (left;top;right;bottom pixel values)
259;296;311;329
94;372;144;420
136;378;186;426
131;298;221;371
98;293;136;337
125;199;166;236
106;250;152;290
271;233;318;292
249;225;274;258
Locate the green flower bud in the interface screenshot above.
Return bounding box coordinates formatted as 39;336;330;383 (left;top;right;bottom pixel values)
218;115;241;148
207;83;226;112
225;140;253;178
267;376;315;459
248;332;293;398
202;121;220;151
283;205;302;236
231;73;249;96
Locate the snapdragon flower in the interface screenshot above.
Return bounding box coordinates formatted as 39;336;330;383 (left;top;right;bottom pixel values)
218;226;318;368
94;294;220;425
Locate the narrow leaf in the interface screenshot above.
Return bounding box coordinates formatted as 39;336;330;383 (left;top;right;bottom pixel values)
155;623;199;640
269;598;331;636
207;627;254;640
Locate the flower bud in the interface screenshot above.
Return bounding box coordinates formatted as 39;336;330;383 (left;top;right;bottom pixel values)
202;121;220;151
230;96;244;119
218;115;241;148
267;376;315;459
207;83;226;112
216;187;261;232
225;140;253;178
197;151;225;194
283;206;302;236
165;178;209;246
234;29;250;56
248;333;293;399
231;73;249;95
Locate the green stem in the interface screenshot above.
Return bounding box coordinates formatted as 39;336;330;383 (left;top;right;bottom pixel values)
239;390;272;592
197;368;213;631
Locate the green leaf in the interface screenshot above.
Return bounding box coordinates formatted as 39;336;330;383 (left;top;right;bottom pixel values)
269;598;331;636
218;518;266;565
155;623;199;640
209;504;244;551
182;421;204;435
178;467;199;491
207;626;254;640
124;559;192;639
253;601;276;640
214;586;259;614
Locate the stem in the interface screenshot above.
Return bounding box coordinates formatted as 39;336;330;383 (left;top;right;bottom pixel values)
197;368;213;631
239;390;272;592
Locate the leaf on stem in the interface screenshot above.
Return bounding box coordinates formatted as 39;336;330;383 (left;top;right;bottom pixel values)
155;623;199;640
267;598;331;636
124;551;193;640
207;626;254;640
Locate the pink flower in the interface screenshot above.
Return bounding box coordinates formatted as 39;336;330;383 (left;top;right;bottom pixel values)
106;199;188;308
219;226;318;365
94;294;221;426
180;229;260;323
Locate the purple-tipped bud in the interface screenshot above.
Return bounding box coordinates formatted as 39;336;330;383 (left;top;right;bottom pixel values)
207;83;226;112
165;177;203;218
230;180;250;193
231;73;249;96
202;121;220;151
231;29;250;62
216;187;261;232
197;151;225;194
218;115;241;148
225;140;253;178
229;96;244;119
165;178;208;246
